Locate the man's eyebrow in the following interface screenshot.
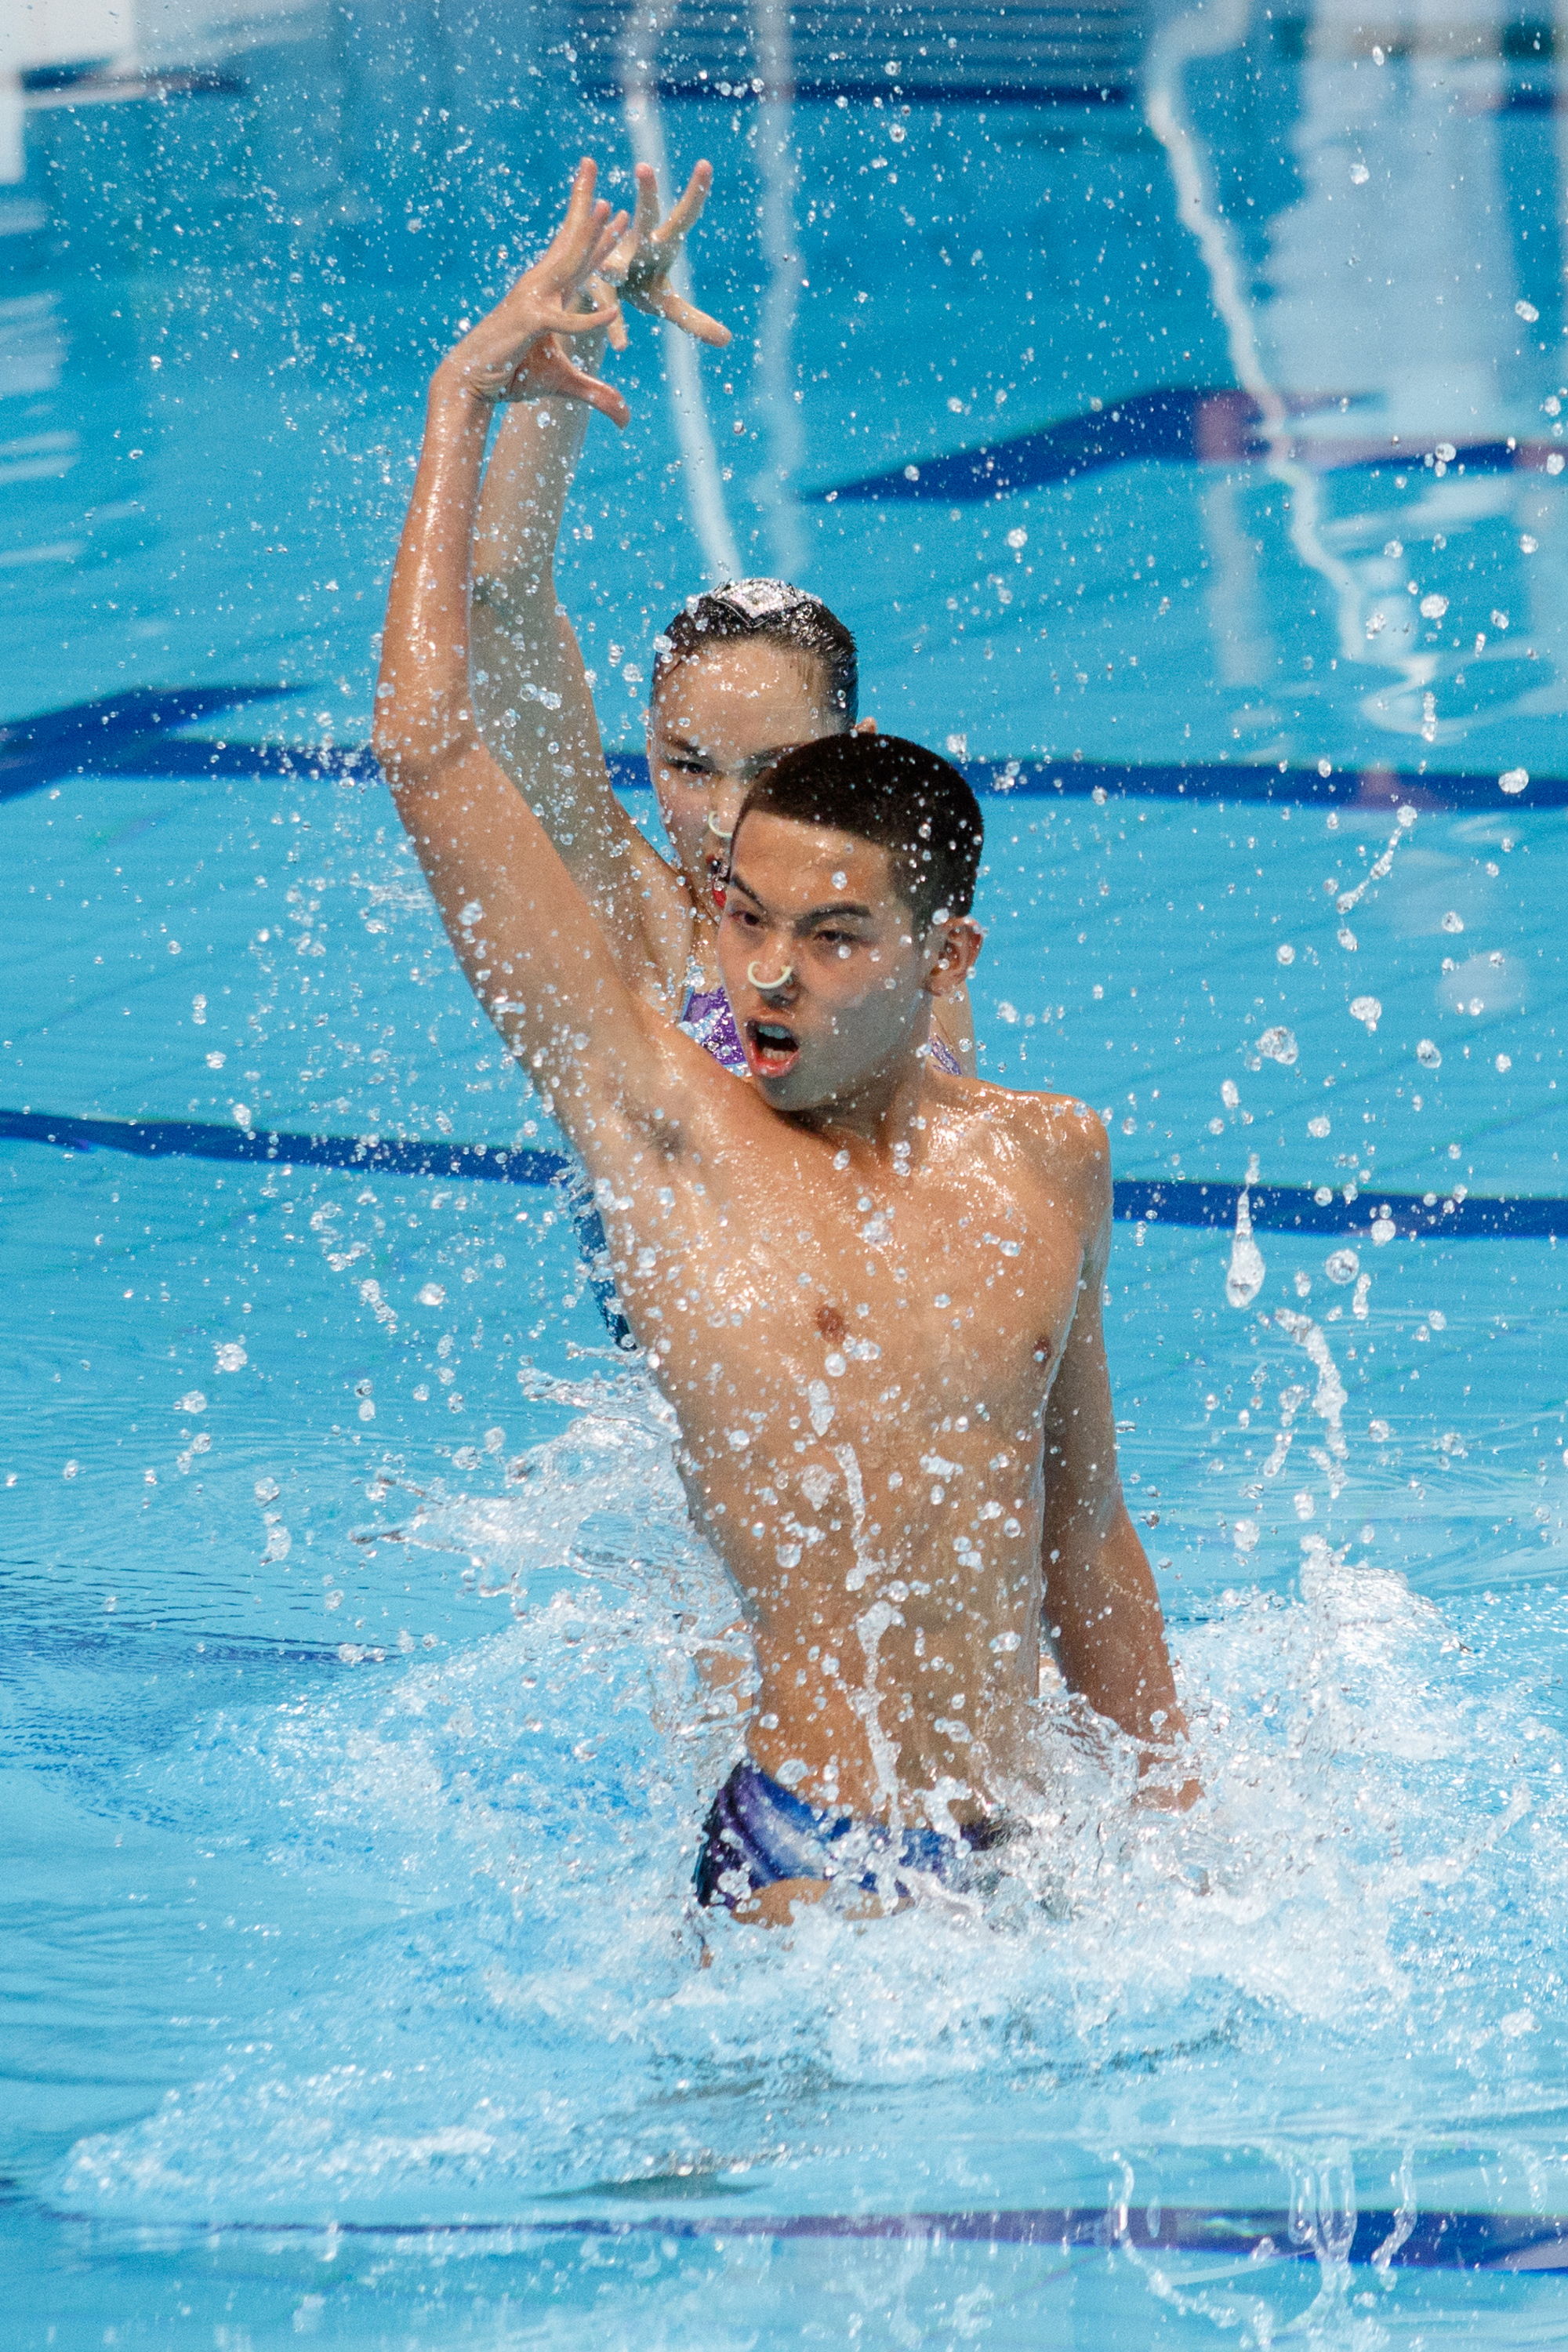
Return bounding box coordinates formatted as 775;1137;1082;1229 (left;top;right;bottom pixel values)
727;873;875;924
797;899;875;923
658;732;713;760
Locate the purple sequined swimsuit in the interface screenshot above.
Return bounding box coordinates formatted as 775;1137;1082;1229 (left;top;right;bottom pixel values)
675;982;962;1076
675;981;749;1074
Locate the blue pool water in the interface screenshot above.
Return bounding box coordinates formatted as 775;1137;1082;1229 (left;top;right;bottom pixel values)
4;4;1568;2344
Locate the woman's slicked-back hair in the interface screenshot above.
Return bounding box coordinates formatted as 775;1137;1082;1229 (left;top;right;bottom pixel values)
735;733;983;929
651;578;858;725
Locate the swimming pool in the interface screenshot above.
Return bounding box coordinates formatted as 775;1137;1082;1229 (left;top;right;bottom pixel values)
5;2;1568;2343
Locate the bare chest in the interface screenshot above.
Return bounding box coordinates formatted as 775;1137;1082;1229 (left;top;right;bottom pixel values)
608;1160;1087;1448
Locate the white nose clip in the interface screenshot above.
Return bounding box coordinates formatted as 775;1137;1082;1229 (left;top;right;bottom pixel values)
704;812;735;841
747;960;795;994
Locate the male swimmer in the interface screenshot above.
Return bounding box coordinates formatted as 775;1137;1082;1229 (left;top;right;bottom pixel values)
376;163;1194;1925
466;155;971;1078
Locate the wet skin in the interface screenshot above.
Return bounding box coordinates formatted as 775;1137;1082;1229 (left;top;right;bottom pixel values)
586;811;1149;1834
467;339;973;1062
376;173;1189;1918
646;640;844;944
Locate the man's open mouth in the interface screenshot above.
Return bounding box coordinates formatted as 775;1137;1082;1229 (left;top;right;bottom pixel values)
746;1018;800;1078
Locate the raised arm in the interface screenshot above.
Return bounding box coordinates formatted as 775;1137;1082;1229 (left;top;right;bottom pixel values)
1038;1114;1196;1802
470;161;731;989
372;163;664;1152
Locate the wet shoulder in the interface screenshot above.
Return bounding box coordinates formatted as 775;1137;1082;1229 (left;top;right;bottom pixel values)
967;1083;1110;1211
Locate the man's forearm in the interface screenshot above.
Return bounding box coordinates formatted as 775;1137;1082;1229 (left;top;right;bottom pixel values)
1045;1504;1187;1751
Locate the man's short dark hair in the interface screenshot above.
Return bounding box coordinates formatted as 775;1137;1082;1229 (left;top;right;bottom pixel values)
733;733;983;928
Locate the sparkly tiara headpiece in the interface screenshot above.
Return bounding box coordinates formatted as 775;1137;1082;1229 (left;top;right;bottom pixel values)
701;578;821;622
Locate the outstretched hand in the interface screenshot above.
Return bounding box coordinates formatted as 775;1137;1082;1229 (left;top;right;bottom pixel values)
593;158;732;350
437;158;630;426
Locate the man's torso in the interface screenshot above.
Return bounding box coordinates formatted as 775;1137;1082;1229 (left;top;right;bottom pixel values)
583;1055;1103;1826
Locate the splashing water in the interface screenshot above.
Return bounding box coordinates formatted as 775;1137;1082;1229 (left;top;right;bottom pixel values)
1227;1171;1267;1309
42;1369;1568;2258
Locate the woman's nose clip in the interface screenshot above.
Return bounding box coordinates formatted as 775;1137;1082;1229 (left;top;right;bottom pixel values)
705;812;735;840
746;960;795;995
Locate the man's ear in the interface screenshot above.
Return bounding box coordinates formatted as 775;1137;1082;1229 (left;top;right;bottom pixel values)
925;916;983;998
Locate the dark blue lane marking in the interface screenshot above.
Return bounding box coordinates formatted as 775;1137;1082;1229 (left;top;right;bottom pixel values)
34;2198;1568;2270
574;78;1131;104
824;387;1244;499
0;685;296;802
0;1107;568;1185
814;387;1526;503
3;1109;1559;1240
5;697;1566;811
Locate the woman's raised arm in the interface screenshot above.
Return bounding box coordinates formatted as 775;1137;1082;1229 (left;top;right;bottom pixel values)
469;161;731;1002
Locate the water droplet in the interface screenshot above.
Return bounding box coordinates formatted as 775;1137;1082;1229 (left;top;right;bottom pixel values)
418;1283;446;1306
214;1341;248;1372
1258;1025;1298;1065
175;1390;207;1414
1348;995;1381;1032
1500;768;1530;795
1349;161;1370;183
1417;1039;1442;1069
1225;1190;1265;1309
1325;1248;1359;1284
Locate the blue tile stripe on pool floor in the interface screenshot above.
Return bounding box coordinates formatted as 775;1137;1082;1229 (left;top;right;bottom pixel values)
2;1108;1560;1239
37;2201;1568;2270
5;694;1568;808
812;387;1549;503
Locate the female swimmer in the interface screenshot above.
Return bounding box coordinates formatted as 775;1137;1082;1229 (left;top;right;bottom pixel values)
465;159;972;1076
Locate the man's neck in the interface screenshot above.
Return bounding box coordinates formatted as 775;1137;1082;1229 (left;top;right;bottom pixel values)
786;1033;942;1160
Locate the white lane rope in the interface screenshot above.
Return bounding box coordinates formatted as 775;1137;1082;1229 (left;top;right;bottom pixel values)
751;0;806;579
618;1;744;585
1142;1;1367;670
